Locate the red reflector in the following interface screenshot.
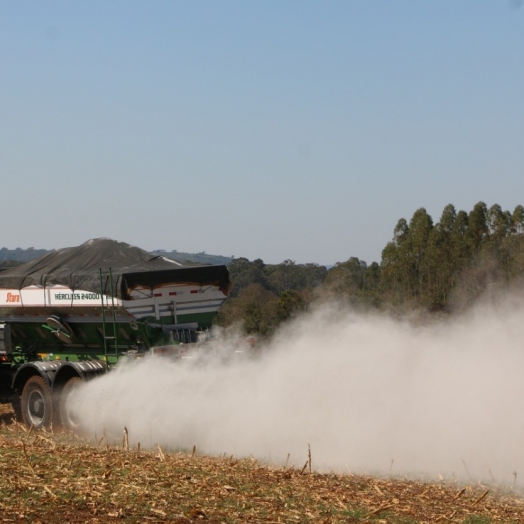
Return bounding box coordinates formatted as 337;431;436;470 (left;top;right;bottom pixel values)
169;291;177;296
190;290;198;294
154;293;162;297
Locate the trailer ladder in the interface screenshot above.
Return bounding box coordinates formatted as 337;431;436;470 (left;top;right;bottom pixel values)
99;268;120;367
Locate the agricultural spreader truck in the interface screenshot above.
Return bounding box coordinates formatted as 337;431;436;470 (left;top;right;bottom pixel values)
0;238;230;430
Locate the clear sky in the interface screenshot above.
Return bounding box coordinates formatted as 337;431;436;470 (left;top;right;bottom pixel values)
1;1;523;265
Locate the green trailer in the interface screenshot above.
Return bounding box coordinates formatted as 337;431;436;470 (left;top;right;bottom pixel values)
0;238;230;430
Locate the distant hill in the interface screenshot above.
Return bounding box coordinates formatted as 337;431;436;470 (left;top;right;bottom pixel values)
0;259;24;270
0;247;50;263
0;246;232;266
151;250;233;266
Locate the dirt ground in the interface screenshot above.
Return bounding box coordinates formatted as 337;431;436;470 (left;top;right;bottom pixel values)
1;404;524;523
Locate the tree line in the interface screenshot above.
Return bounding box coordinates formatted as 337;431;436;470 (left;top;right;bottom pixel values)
216;202;524;335
2;203;523;336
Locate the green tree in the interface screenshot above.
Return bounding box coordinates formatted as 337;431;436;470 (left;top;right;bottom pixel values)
404;208;434;303
325;258;382;308
215;283;278;335
301;263;328;289
487;204;511;241
277;290;308;322
381;209;433;306
380;218;410;305
450;209;470;274
512;205;524;234
465;201;489;256
425;205;455;309
268;260;301;293
267;260;327;293
325;257;367;296
227;258;270;297
506;205;524;279
362;262;382;307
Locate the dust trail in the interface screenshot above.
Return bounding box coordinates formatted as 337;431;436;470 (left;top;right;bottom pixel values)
72;295;524;483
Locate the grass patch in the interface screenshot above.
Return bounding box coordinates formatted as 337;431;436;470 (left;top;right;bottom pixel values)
462;516;492;524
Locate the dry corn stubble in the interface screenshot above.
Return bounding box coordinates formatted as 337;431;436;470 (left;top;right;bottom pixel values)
2;404;524;523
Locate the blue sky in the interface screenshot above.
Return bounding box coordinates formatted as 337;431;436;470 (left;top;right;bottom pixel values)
1;1;523;265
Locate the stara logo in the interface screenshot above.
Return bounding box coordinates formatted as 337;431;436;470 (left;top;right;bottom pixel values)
6;292;20;303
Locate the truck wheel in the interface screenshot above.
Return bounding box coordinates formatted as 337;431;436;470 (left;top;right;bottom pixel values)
20;376;53;430
59;376;83;432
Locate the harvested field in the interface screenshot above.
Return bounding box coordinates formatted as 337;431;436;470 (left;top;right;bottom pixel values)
1;405;523;523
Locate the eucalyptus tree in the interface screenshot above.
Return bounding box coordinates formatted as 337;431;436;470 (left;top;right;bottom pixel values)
484;204;514;277
513;205;524;234
362;261;382;307
425;204;456;309
380;218;410;304
451;210;470;273
465;201;489;257
401;208;434;304
500;205;524;280
487;204;511;241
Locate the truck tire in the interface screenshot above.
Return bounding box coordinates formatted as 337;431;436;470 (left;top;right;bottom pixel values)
20;376;53;430
58;376;83;432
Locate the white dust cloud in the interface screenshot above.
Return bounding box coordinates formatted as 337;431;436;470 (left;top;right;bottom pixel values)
71;295;524;483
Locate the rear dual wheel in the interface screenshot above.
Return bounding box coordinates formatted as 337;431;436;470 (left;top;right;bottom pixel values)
58;376;83;431
20;375;84;431
20;376;53;430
